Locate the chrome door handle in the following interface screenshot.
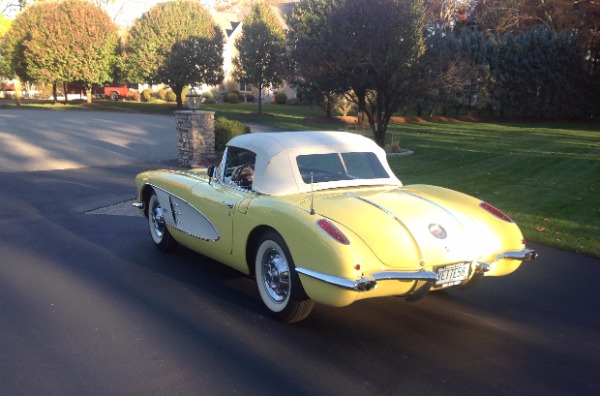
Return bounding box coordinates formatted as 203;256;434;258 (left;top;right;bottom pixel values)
223;201;234;208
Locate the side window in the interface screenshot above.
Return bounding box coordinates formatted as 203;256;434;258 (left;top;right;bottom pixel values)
222;146;256;190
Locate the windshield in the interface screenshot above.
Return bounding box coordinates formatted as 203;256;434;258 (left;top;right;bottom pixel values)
296;152;389;183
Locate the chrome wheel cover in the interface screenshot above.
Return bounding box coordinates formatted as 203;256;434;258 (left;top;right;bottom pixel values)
150;196;166;242
260;246;290;304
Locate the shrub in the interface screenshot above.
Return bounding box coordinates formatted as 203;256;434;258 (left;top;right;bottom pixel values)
245;93;255;103
202;91;214;101
225;92;238;104
158;88;170;101
127;90;141;102
214;117;250;152
141;88;155;102
165;90;177;102
274;92;287;104
286;98;299;105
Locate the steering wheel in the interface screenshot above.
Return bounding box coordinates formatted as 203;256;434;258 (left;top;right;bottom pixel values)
231;163;254;189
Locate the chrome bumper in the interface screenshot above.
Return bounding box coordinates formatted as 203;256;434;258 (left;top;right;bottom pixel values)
296;248;536;295
295;267;438;292
296;249;537;293
496;248;538;261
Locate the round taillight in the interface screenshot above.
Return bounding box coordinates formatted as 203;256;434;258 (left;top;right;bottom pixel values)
317;219;350;245
480;202;514;223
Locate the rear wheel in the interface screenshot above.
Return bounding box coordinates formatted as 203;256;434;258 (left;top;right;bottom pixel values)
147;192;178;251
255;231;314;323
110;91;119;101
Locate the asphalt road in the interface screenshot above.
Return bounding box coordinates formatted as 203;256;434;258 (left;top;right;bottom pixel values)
1;109;599;395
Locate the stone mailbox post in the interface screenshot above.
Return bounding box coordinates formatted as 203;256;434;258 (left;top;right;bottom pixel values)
174;110;216;168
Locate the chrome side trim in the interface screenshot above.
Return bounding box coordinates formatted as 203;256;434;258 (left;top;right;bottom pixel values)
496;248;538;261
146;184;220;241
132;201;144;210
296;267;438;292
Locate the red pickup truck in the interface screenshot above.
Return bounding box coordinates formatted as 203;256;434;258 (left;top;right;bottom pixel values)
104;85;129;101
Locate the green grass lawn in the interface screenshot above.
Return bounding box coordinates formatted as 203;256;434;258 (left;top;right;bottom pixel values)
6;99;600;258
384;122;600;258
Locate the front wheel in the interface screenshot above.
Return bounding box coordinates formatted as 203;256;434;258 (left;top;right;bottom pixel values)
147;191;178;252
255;231;314;323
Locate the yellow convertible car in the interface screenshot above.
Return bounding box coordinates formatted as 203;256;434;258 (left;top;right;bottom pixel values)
133;131;537;323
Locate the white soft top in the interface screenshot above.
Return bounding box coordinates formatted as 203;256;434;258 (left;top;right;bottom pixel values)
226;131;402;195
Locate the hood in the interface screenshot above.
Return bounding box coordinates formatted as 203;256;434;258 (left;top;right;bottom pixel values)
310;188;481;269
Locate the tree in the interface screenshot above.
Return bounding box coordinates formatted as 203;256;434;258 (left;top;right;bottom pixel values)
0;13;10;37
158;27;225;109
23;0;119;103
413;27;470;116
1;0;118;104
456;27;492;115
289;0;426;146
330;0;426;147
0;1;49;105
489;27;586;118
233;1;286;114
423;0;473;29
287;0;342;117
124;0;218;86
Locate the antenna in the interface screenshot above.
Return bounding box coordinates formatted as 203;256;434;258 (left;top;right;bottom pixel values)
310;172;315;215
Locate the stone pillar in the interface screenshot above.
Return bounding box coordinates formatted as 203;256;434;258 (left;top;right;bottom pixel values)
174;110;216;168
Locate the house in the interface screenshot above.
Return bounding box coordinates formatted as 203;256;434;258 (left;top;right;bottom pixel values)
210;1;296;102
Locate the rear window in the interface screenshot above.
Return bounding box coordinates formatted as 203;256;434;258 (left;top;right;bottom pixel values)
296;152;389;183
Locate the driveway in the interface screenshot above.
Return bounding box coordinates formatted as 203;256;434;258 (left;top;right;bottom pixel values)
1;109;599;395
0;109;178;173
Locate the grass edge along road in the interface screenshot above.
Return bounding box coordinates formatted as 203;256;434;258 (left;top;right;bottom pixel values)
4;100;599;258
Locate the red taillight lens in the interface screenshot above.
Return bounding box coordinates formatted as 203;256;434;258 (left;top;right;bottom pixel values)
317;219;350;245
480;202;514;223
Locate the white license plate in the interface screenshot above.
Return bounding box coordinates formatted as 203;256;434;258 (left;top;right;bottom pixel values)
435;262;470;287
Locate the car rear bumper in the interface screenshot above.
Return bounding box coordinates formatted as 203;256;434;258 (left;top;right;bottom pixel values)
496;248;538;261
296;267;438;292
296;247;537;295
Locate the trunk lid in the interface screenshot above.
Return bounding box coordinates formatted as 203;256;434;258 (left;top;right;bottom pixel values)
309;187;480;269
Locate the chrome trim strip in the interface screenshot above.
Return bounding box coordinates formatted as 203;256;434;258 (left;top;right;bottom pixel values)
346;193;399;220
296;267;438;292
393;188;457;218
345;193;425;265
496;248;538;261
132;201;144;210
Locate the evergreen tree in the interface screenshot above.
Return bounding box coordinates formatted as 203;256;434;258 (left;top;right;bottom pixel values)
457;28;491;116
414;27;466;116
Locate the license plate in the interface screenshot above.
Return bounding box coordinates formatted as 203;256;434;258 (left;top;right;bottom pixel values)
435;262;470;288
